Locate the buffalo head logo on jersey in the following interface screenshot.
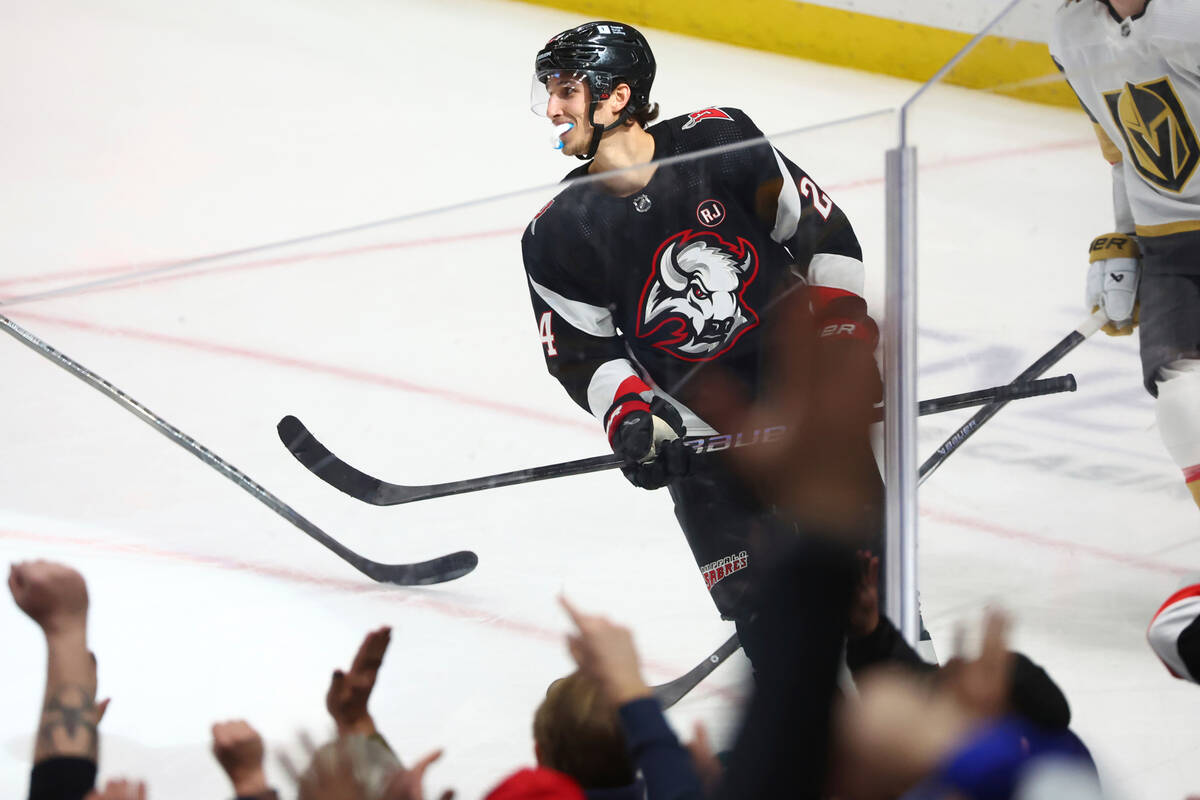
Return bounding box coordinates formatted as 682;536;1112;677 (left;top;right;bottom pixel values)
636;230;759;361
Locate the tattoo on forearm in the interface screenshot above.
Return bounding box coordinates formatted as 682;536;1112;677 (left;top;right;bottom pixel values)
35;684;99;761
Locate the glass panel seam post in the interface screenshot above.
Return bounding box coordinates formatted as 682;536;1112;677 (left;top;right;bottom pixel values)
884;144;919;646
885;0;1025;645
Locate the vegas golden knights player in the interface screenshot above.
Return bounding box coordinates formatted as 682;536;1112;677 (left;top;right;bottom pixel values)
1051;0;1200;684
522;21;884;661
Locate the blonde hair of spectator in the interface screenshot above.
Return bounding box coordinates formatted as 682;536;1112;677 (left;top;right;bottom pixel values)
533;671;635;789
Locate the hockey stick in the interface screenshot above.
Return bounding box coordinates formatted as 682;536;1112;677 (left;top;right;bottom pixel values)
0;313;478;586
912;373;1075;415
652;632;741;708
277;374;1077;506
918;309;1107;486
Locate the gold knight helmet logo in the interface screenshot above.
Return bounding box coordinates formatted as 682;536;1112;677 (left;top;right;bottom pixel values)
1104;77;1199;193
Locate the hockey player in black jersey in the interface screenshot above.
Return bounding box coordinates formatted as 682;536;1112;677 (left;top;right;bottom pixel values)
522;21;884;660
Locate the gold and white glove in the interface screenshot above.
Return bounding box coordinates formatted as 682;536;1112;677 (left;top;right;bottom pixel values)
1086;233;1140;336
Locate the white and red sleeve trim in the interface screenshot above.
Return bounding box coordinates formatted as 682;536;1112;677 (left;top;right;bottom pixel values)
808;252;865;296
587;359;653;439
1147;583;1200;683
805;252;874;344
528;277;617;338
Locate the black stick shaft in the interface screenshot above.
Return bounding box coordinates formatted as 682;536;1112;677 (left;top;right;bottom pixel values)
652;633;741;708
280;374;1078;507
907;374;1076;418
918;310;1105;486
0;313;477;585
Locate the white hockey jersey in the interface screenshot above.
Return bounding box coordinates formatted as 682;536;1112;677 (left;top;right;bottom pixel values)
1050;0;1200;237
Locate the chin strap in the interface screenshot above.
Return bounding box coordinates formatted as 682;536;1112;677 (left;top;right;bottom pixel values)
577;107;631;161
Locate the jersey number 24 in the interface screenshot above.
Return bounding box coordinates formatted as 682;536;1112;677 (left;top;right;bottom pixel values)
539;311;558;357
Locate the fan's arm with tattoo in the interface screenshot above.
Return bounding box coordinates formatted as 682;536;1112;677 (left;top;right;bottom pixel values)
9;561;106;765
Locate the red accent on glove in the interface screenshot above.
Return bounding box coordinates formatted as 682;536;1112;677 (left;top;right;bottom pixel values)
605;400;650;443
811;288;879;349
808;285;858;317
604;375;654;444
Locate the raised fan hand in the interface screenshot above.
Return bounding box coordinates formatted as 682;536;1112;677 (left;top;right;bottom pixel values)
211;720;270;798
84;780;147;800
8;560;89;637
559;595;651;706
326;626;392;737
941;609;1014;720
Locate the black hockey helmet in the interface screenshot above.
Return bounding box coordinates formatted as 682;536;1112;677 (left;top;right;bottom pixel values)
533;21;656;159
535;21;656;114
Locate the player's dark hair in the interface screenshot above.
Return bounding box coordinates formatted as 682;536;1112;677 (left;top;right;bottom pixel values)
627;100;660;126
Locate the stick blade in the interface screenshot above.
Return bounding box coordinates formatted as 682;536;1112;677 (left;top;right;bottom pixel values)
362;549;480;586
651;633;741;709
277;415;388;503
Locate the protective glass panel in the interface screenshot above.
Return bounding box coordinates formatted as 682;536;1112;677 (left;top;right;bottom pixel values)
0;3;899;794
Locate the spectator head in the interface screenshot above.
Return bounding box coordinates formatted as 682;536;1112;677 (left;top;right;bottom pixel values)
532;671;635;790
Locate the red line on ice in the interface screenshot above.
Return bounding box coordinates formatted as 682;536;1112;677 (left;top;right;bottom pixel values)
921;507;1193;577
0;227;522;296
0;526;739;696
10;310;1184;582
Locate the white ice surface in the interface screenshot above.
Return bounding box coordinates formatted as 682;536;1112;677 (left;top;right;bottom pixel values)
1;1;1198;799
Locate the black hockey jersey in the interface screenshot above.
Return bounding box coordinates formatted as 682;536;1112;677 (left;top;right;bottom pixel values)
521;107;866;437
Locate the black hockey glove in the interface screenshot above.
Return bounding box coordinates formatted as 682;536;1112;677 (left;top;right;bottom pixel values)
814;295;883;407
608;397;692;490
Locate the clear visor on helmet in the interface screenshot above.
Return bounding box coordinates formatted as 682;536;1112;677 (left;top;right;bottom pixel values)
530;70;589;117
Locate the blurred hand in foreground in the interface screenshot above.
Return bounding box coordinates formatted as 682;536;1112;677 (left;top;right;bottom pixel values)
327;627;392;737
84;779;147;800
938;608;1014;720
689;289;881;536
292;736;360;800
281;731;452;800
559;596;651;707
9;560;89;637
685;721;723;794
834;608;1017;800
212;719;270;798
382;749;454;800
